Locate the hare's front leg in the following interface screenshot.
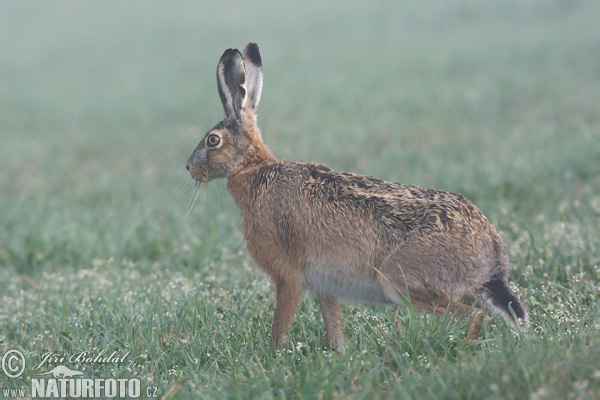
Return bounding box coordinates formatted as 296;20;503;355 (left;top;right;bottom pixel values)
317;294;345;352
271;278;303;348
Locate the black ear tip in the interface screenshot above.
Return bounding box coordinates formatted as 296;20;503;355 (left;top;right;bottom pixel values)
243;43;262;65
221;48;242;60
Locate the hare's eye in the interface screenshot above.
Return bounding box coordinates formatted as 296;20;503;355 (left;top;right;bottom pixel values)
206;134;221;148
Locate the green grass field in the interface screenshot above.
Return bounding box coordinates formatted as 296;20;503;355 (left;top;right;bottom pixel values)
1;1;599;398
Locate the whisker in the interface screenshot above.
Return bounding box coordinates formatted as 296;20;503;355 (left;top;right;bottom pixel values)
180;183;201;222
202;182;210;206
176;179;194;196
214;181;225;208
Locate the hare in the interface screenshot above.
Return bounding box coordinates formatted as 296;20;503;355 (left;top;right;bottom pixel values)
186;43;528;350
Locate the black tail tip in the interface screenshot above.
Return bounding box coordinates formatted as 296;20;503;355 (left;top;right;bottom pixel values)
484;279;529;330
506;300;529;330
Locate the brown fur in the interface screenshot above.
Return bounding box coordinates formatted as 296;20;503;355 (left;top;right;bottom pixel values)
186;43;528;351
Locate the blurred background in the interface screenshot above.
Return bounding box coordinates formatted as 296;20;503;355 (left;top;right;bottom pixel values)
1;1;599;397
1;0;598;274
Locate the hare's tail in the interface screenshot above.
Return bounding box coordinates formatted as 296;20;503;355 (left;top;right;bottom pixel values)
476;278;528;331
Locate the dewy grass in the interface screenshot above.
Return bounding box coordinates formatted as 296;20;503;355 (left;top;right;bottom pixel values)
1;0;600;398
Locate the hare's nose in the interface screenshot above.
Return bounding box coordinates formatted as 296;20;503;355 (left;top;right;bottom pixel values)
185;163;191;171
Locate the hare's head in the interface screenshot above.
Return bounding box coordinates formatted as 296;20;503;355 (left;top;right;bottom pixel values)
186;43;274;182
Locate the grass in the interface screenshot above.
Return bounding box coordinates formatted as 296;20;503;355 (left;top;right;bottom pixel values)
1;0;599;398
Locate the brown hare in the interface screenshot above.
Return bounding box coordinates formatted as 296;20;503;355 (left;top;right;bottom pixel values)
186;43;528;351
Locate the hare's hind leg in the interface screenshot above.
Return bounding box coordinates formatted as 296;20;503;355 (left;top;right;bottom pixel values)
379;276;483;339
271;277;303;348
410;299;484;340
466;309;485;340
377;265;483;339
316;294;345;352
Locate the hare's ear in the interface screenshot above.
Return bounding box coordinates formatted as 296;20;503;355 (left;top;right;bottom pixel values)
216;48;247;119
242;43;263;112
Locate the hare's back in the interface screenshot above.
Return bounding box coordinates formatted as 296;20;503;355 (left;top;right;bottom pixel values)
250;161;494;238
299;163;491;234
248;161;495;255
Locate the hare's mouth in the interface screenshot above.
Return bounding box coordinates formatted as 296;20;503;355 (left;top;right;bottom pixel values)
186;164;208;183
191;174;209;183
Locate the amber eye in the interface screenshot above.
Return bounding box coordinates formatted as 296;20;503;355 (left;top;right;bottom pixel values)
206;134;221;148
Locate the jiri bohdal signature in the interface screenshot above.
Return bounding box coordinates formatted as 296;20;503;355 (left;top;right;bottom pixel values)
34;349;130;370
